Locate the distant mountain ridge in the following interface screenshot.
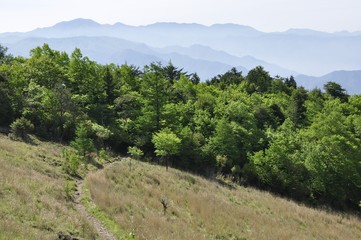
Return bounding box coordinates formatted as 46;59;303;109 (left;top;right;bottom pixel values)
3;36;245;80
296;70;361;95
1;18;361;93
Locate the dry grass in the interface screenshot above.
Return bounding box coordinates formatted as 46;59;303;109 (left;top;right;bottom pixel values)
87;159;361;240
0;134;98;240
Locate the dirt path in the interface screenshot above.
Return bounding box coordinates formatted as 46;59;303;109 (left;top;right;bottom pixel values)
74;163;119;240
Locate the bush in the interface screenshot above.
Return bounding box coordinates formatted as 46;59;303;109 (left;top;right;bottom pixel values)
10;117;34;139
70;123;95;158
63;149;80;176
99;148;110;163
127;146;144;160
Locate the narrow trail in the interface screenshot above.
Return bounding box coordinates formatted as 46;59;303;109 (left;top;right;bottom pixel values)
74;162;119;240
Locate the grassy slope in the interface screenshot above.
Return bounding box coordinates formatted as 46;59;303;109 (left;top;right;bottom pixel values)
1;133;360;240
87;160;361;240
0;134;98;240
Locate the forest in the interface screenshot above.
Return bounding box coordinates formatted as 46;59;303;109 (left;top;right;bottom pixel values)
0;44;360;211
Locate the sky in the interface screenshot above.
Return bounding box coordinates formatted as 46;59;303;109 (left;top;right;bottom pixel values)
1;0;360;33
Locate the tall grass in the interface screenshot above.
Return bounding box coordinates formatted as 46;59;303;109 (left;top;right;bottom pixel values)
87;159;361;240
0;134;98;240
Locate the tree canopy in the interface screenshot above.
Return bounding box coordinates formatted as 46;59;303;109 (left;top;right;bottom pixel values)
1;43;360;210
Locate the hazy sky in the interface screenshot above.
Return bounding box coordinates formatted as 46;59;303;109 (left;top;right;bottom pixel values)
1;0;360;33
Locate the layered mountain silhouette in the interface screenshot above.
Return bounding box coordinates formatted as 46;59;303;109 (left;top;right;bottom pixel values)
1;18;360;93
296;70;361;95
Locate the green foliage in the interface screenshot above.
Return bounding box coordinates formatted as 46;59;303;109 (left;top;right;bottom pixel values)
324;81;349;102
0;44;8;62
246;66;272;93
152;128;181;170
64;179;76;201
99;148;110;163
127;146;144;160
71;123;95;158
302;101;361;206
0;80;13;126
207;67;244;89
0;44;12;64
140;63;170;131
231;165;242;182
2;43;361;210
208;118;239;171
152;128;181;158
62;148;81;176
288;87;308;126
250;119;310;198
162;61;187;83
91;122;112;149
284;75;297;89
10;117;34;139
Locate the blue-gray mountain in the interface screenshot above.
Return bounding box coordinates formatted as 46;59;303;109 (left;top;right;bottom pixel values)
296;70;361;95
0;18;360;93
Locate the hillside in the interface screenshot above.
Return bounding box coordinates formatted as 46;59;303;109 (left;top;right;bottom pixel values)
86;160;361;240
0;134;98;239
1;44;361;210
0;131;360;239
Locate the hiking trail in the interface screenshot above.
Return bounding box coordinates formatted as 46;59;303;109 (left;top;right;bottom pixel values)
74;162;119;240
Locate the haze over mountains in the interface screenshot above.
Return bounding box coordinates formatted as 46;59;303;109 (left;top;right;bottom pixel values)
1;18;360;93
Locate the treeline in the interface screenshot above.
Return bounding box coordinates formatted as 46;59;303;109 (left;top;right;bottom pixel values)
0;44;360;210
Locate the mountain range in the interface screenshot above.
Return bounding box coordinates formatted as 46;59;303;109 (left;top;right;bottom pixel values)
0;18;360;94
296;70;361;95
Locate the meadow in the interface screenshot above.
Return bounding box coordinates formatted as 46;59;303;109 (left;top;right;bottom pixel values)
86;159;361;240
0;134;98;240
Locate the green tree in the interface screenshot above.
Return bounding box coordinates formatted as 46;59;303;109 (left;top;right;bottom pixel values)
141;63;170;130
116;64;142;92
207;67;244;89
250;119;310;199
324;81;348;102
22;82;50;137
68;48;105;115
102;66;116;105
0;76;13;126
127;146;144;171
27;44;68;88
246;66;272;93
172;75;197;103
302;101;361;207
152;128;181;171
207;118;239;173
284;75;297;89
71;123;95;158
288;87;308;126
269;78;291;95
0;44;8;62
0;44;13;64
10;117;34;140
91;122;112;149
0;57;28;118
128;146;144;160
162;61;186;83
305;88;325;123
47;82;79;141
62;148;80;176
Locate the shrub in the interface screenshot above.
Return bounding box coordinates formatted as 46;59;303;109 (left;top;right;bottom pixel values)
99;148;109;163
10;117;34;139
62;149;80;176
127;146;144;160
70;123;95;158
